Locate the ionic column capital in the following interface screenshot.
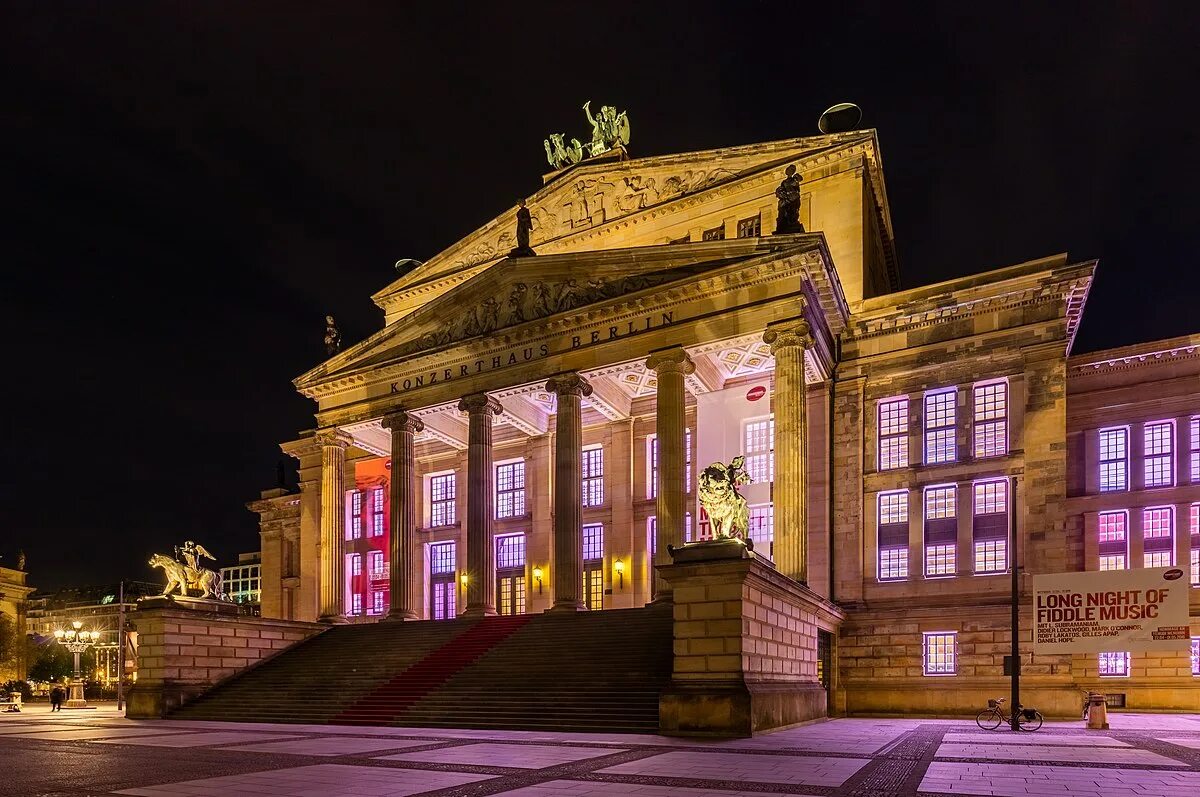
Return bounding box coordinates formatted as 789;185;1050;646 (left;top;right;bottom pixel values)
313;429;353;450
458;393;503;416
763;320;813;354
381;410;424;435
645;347;696;376
545;373;593;398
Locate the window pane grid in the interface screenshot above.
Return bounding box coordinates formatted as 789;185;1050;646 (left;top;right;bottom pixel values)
430;474;456;527
496;533;526;570
1099;428;1128;492
1099;511;1127;542
582;447;604;507
1190;418;1199;482
372;488;385;537
736;215;761;238
496;462;526;518
583;523;604;562
923;632;956;675
925;544;956;577
431;541;456;574
1144;421;1174;487
974;480;1008;515
973;383;1008;458
1100;554;1126;571
924;390;957;464
924;487;956;519
1144;507;1173;538
974;539;1007;574
879;548;908;580
350;490;363;539
878;398;909;470
1192;639;1199;676
748;505;774;555
744;418;775;483
879;492;908;525
1099;651;1130;677
649;430;692;498
583;567;603;610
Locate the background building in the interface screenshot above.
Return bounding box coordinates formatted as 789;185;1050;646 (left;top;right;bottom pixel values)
0;557;33;682
220;552;263;614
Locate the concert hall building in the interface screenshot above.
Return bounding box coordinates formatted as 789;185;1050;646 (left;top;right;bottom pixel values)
252;130;1199;718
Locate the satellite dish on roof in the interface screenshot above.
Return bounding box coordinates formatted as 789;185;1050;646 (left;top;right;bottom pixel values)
817;103;862;134
395;258;423;274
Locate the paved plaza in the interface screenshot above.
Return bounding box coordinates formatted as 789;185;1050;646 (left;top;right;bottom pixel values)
4;706;1200;796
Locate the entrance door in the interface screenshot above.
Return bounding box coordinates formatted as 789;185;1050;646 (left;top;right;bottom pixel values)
429;541;456;620
817;629;833;713
496;533;527;615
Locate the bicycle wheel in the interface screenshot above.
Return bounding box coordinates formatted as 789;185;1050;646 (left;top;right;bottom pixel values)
1018;710;1043;731
976;709;1003;730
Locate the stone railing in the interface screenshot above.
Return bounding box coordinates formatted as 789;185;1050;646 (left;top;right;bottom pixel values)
127;597;325;718
659;540;844;736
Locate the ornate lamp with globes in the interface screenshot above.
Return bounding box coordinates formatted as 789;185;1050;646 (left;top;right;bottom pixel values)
54;621;101;709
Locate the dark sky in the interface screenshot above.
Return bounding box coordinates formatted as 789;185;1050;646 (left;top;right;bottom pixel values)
3;3;1198;591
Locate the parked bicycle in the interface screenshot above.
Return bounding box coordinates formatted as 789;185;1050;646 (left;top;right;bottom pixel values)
976;697;1043;731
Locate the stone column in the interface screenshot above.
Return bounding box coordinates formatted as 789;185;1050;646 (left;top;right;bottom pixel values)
646;348;695;601
764;320;812;584
316;430;352;623
546;373;593;612
382;410;423;620
459;393;502;616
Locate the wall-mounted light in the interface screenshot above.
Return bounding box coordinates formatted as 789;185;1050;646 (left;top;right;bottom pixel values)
614;559;625;590
459;573;469;592
532;567;544;594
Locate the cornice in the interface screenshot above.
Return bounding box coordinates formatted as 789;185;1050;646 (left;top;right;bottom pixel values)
1067;340;1199;377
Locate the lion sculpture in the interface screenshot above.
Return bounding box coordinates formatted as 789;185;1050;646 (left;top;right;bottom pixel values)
697;455;753;541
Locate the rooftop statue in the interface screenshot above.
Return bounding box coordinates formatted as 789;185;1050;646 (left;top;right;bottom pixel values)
324;314;341;356
774;165;805;234
543;102;630;170
544;133;583;170
697;456;752;542
149;541;229;601
509;198;536;257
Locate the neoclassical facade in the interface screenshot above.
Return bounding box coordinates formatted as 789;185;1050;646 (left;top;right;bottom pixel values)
254;130;1199;715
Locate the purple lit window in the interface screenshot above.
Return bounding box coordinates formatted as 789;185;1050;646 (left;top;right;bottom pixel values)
973;381;1008;458
350;553;362;576
368;551;384;579
923;632;956;675
972;480;1008;574
371;488;385;537
430;542;455;575
1144;421;1174;488
369;590;384;615
1099;427;1128;492
351;593;362;616
878;491;909;581
496;533;526;570
1098;651;1130;677
349;490;363;540
1143;506;1174;568
1098;511;1128;571
649;430;692;498
1191;504;1199;586
1190;418;1199;483
429;541;456;621
430;473;456;527
924;485;957;578
924;390;957;464
583;523;604;562
878;397;909;470
748;505;773;559
744;418;775;483
1192;639;1199;676
582;447;604;507
648;514;691;551
496;461;526;518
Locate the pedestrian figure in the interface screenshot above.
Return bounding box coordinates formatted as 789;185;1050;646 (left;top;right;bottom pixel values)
50;684;64;712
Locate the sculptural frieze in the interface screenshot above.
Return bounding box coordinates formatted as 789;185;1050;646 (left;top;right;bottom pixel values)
149;541;230;601
697;456;752;541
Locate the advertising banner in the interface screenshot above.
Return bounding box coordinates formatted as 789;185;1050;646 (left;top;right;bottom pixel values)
1033;567;1191;653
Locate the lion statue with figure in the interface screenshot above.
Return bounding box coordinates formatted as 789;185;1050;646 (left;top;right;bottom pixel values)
149;540;229;600
697;455;753;544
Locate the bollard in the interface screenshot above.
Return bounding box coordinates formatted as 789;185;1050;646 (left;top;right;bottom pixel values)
1086;692;1108;730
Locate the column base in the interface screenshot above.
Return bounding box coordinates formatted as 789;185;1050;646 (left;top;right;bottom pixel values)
383;609;419;622
546;600;587;613
460;605;497;618
318;614;350;625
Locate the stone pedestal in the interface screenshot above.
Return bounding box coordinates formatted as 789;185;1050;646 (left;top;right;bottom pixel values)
64;682;92;709
658;542;843;737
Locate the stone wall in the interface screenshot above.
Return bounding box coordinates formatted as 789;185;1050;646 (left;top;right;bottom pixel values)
126;600;325;718
659;543;843;736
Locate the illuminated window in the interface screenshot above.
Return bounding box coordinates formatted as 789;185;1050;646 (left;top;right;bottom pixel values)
736;215;761;238
1143;506;1174;568
496;461;526;518
744;417;775;483
1098;651;1130;677
1099;427;1128;492
430;473;456;527
877;491;909;581
924;485;957;578
1191;504;1199;586
649;430;692;498
748;505;774;559
350;593;362;616
1098;510;1128;571
1191;418;1199;482
878;397;909;471
368;551;384;579
349;490;363;540
582;446;604;507
369;590;384;615
973;381;1008;458
1192;638;1199;676
923;632;957;675
924;390;957;464
583;523;604;610
350;553;362;576
429;541;456;621
496;533;526;570
371;487;385;537
648;514;692;550
431;542;456;575
496;533;526;616
973;480;1008;574
1144;421;1175;488
702;224;725;241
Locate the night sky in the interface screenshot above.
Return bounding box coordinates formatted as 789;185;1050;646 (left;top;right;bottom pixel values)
3;3;1198;591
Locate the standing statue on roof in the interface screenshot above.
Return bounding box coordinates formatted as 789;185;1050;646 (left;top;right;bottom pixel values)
509;198;536;257
773;165;805;234
324;315;341;355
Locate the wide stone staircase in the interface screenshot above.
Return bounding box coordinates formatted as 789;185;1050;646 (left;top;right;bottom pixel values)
171;605;674;733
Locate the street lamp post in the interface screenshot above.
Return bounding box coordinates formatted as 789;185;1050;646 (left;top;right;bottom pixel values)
54;621;101;709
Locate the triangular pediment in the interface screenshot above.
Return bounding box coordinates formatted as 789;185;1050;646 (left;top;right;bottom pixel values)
372;130;887;319
297;238;824;394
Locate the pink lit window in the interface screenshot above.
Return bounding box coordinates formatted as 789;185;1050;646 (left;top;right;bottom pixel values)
1191;504;1199;586
972;480;1008;574
923;632;957;675
924;390;957;464
923;486;957;578
649;430;693;498
495;461;526;518
1098;427;1128;492
1098;651;1130;677
371;487;385;537
429;541;456;620
368;590;384;616
350;553;362;576
878;491;909;581
368;551;384;579
430;473;456;527
1190;418;1199;483
1098;511;1128;571
349;490;363;540
878;397;909;470
744;418;775;483
973;382;1008;458
582;447;605;507
748;504;774;559
350;593;362;616
1143;506;1174;568
583;523;604;562
1144;421;1174;488
1192;639;1199;676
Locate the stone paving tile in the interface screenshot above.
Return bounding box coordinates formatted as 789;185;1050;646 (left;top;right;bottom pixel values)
920;761;1200;797
597;750;867;787
500;781;802;796
942;731;1132;746
113;763;494;797
937;741;1182;765
0;723;42;735
10;727;193;741
1162;737;1200;751
94;731;305;748
377;742;627;769
227;736;447;756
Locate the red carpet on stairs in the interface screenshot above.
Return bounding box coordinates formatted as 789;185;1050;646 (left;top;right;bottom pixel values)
333;614;533;725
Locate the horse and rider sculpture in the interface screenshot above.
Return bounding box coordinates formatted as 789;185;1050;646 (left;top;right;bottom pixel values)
149;540;229;601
